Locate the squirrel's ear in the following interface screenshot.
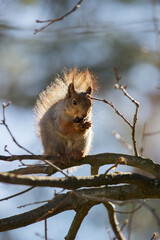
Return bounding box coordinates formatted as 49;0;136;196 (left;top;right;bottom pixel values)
67;83;75;98
86;86;92;95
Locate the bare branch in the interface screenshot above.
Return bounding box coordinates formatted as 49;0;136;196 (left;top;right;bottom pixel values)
37;192;73;222
65;203;93;240
0;185;158;232
91;96;132;127
150;232;160;240
1;102;34;155
0;186;34;202
43;159;68;178
128;202;136;240
0;172;159;194
138;200;160;228
18;200;49;209
140;122;147;156
91;69;140;157
1;153;159;178
144;130;160;136
112;130;133;153
34;0;83;34
115;203;143;215
105;157;127;174
120;219;128;232
113;67;139;156
107;227;113;240
4;145;13;155
104;202;126;240
45;219;47;240
152;0;160;60
140;123;160;156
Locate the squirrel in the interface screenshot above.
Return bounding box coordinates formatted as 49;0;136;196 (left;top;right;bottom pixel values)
35;67;98;174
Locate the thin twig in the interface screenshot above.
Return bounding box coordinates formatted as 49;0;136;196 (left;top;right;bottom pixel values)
34;0;83;34
35;232;53;240
113;67;139;156
150;233;157;240
140;124;160;156
37;192;73;222
105;157;127;174
137;200;160;228
18;200;49;209
45;219;48;240
144;130;160;136
112;130;133;153
152;0;160;91
91;96;132;127
120;219;128;232
1;102;34;155
4;145;13;156
140;122;147;156
115;204;142;214
128;202;136;240
107;228;113;240
152;0;160;59
43;159;68;177
1;104;68;178
0;186;34;202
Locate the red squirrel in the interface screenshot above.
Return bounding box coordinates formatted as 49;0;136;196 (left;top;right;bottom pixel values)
35;68;97;166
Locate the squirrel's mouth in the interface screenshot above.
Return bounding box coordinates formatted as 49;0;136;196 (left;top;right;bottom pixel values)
74;117;84;123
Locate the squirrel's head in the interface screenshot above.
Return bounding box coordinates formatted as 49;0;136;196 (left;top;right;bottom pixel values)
65;83;92;120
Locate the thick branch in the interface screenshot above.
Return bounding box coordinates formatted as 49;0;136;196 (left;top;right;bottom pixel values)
0;185;159;232
1;153;159;178
0;172;159;193
65;203;93;240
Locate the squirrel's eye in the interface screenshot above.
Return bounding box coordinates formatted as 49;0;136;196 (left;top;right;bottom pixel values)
72;99;77;105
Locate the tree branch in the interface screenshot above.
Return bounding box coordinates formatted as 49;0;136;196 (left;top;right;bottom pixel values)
65;203;93;240
104;202;126;240
0;186;34;202
0;185;159;232
91;96;132;127
113;67;139;156
1;102;34;155
34;0;83;34
1;153;159;178
0;172;159;193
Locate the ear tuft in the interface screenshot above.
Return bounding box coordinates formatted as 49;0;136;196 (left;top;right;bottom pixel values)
68;83;75;98
86;86;92;95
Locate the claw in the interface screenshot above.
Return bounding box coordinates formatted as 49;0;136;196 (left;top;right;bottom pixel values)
58;151;84;165
71;150;84;161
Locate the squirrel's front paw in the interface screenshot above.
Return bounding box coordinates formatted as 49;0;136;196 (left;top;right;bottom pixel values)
82;121;91;129
79;121;91;131
73;121;91;132
73;122;81;131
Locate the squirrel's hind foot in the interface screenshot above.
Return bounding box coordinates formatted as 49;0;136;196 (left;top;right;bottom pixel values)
59;151;84;165
59;154;71;165
70;150;85;161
